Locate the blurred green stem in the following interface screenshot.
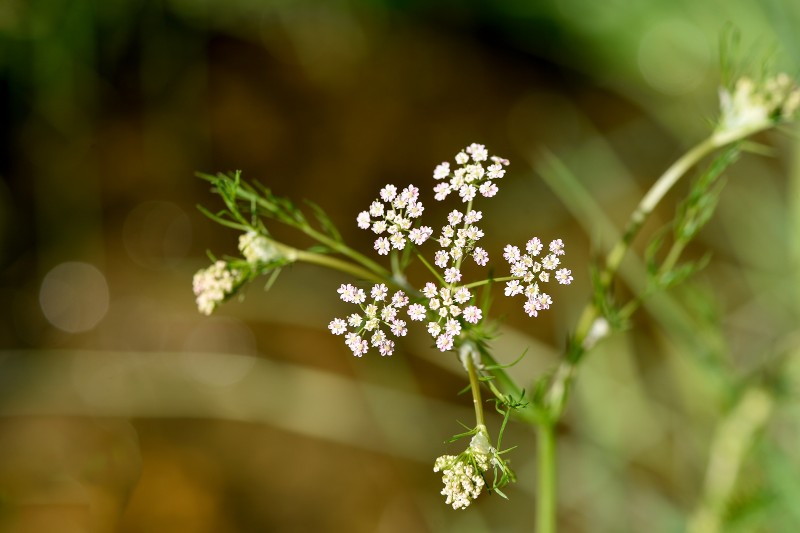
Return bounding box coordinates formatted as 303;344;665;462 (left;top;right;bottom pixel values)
687;387;774;533
573;121;772;355
536;421;556;533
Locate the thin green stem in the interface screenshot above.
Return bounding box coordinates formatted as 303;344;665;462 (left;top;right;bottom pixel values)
416;252;446;285
462;275;516;290
292;248;387;285
573;121;773;352
536;422;556;533
461;342;486;427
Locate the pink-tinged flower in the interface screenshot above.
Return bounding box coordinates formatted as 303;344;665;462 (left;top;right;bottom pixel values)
380;184;397;202
556;268;573;285
371;283;388;301
409;226;433;245
390;319;408;337
436;334;454;351
479;182;498;197
472;247;489;266
549;239;565;256
526;237;543;256
408;303;427;321
328;318;347;335
422;282;438;298
463;306;482;324
503;245;521;263
444;267;462;284
505;280;523;296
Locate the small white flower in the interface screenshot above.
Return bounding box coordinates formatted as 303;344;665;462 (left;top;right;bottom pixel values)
445;318;461;336
448;210;463;225
357;211;371;229
390;320;408;337
503;245;521;263
380;184;397;202
374;237;391;255
526;237;543;256
455;151;469;165
549;239;565;256
347;313;363;327
434;182;451;201
369;201;384;218
436;334;455;351
505;280;523;296
434;162;451;180
453;287;471;304
472;247;489;266
556;268;573;285
371;283;388;301
328;318;347;335
408;304;427;321
479;182;498;197
435;250;449;268
542;254;559;270
428;322;442;337
444;267;462;284
459;184;477;202
463;306;482;324
392;291;409;307
423;282;438;298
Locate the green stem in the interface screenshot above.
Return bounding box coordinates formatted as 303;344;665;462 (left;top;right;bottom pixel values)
536;421;556;533
461;342;486;427
462;275;516;290
416;252;446;285
292;248;386;285
573;121;772;352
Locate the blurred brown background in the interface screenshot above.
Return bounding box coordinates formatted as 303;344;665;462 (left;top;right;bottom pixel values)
1;1;800;532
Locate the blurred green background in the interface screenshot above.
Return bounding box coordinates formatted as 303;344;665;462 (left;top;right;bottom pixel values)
1;1;800;532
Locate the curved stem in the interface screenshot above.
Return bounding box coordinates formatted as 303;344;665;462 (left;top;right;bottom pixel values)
573;121;773;352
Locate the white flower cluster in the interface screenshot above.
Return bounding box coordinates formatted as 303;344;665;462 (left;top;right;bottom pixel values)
238;230;278;264
192;260;241;315
356;184;432;256
433;438;491;510
503;237;573;317
719;74;800;132
331;143;574;357
434;208;489;274
417;282;481;352
432;142;509;203
328;283;410;357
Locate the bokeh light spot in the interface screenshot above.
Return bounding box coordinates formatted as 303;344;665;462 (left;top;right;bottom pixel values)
39;262;109;333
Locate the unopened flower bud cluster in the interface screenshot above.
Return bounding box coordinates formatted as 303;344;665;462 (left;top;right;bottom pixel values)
238;230;279;264
718;73;800;132
330;143;574;357
432;431;501;510
192;260;241;315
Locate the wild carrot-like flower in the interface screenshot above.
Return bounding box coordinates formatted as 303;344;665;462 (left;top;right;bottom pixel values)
356;184;432;255
328;283;410;357
192;260;241;315
502;237;572;317
433;429;513;509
